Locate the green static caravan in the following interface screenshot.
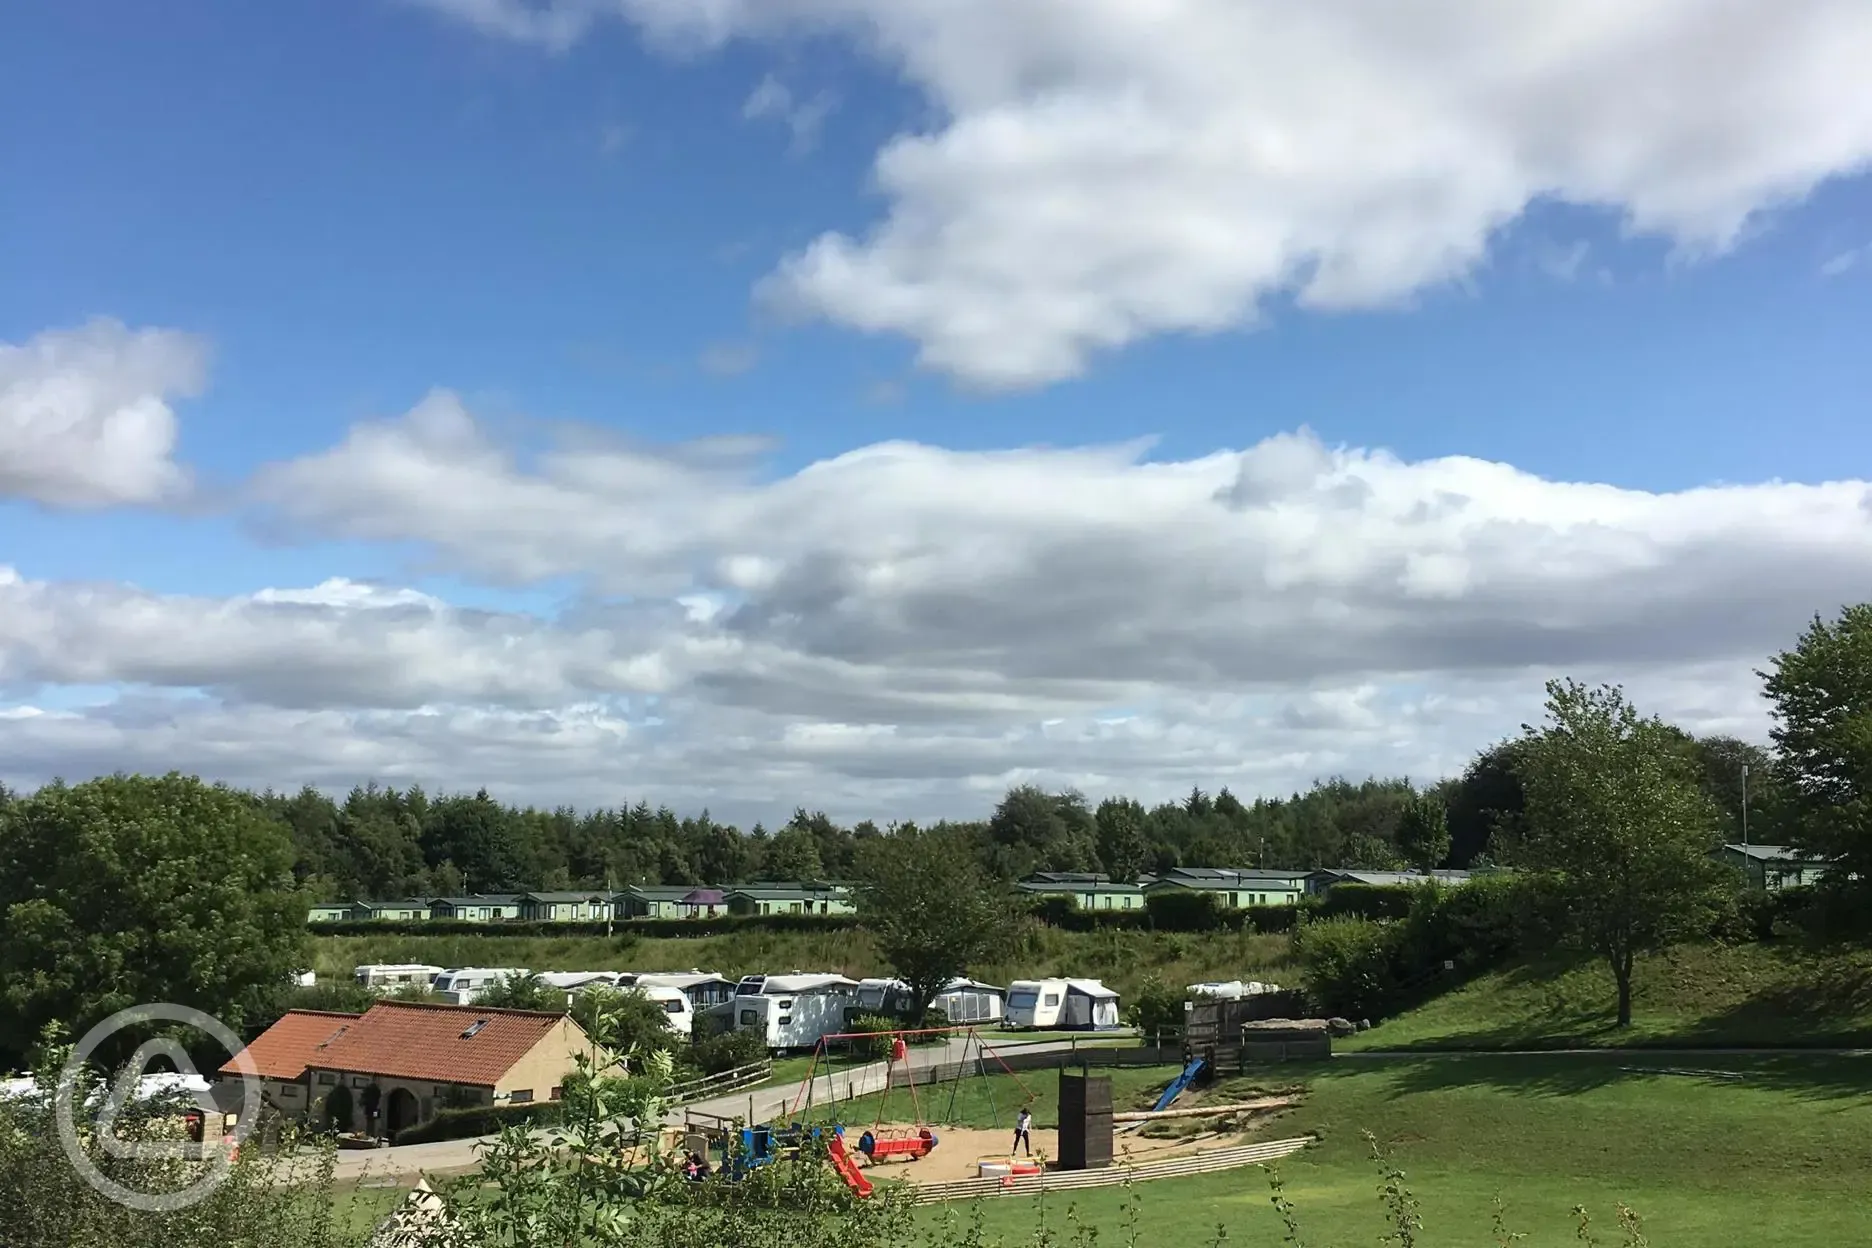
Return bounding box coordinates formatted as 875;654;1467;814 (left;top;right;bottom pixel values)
518;891;616;922
1143;866;1311;909
723;880;855;917
1712;843;1831;891
1015;871;1147;911
428;893;524;922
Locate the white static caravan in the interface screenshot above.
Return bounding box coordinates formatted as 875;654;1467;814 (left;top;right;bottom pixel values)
431;967;531;1005
1004;978;1122;1030
935;978;1006;1025
731;973;861;1052
353;964;443;992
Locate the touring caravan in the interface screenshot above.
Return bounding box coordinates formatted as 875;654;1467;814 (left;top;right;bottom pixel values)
431;967;530;1005
1186;980;1279;1001
539;971;624;992
1005;978;1121;1030
856;977;915;1017
624;971;737;1012
934;978;1005;1025
352;964;443;992
732;973;861;1052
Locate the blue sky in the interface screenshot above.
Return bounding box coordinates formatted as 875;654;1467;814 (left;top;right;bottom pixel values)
2;0;1870;821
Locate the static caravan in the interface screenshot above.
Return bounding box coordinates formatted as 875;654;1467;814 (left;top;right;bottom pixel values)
431;967;530;1005
1005;978;1120;1030
732;973;861;1052
353;964;443;992
935;978;1005;1025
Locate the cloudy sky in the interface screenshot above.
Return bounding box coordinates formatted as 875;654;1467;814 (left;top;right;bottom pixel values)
3;0;1871;826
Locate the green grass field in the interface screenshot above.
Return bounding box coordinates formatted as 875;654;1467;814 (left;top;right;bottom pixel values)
309;925;1293;1005
922;1052;1872;1248
1338;941;1872;1052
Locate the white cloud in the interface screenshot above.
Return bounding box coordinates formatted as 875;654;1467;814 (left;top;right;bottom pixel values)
0;319;205;508
3;391;1857;818
410;0;1872;388
698;340;760;376
741;73;837;153
1820;243;1870;277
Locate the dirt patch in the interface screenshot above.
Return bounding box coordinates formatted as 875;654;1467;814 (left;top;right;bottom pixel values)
853;1125;1251;1186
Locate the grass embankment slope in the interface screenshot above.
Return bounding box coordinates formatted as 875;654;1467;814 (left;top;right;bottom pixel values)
1339;940;1872;1052
309;926;1292;1003
932;1053;1872;1248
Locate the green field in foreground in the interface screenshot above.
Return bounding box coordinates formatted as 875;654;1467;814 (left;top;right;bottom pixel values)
1338;940;1872;1052
922;1052;1872;1248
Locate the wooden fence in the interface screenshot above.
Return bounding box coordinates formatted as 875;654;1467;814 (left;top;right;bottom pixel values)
906;1135;1314;1204
667;1059;772;1106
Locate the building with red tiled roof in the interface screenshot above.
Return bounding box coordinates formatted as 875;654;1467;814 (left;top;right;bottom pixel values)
223;999;598;1139
215;1009;360;1119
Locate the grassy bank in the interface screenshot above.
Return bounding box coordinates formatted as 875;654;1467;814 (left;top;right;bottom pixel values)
934;1052;1872;1247
1339;940;1872;1052
308;925;1293;1003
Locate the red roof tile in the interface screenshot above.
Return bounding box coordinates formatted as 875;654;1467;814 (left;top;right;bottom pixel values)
306;1000;580;1086
220;1010;361;1081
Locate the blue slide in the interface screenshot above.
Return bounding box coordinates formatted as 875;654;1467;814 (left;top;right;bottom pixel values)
1151;1058;1207;1113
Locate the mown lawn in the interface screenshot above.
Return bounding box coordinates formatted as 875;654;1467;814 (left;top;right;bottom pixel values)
1337;941;1872;1052
795;1064;1182;1130
931;1052;1872;1247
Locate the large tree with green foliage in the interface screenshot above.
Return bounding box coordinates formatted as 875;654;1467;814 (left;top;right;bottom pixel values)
1761;604;1872;889
854;825;1013;1021
1516;680;1731;1028
0;773;309;1065
1394;793;1452;873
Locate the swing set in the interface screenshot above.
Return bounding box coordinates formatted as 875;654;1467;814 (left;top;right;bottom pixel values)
788;1024;1039;1164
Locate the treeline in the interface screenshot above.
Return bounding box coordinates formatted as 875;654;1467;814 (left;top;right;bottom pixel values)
35;722;1768;903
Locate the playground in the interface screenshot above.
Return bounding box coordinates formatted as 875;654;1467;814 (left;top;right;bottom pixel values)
671;1026;1298;1199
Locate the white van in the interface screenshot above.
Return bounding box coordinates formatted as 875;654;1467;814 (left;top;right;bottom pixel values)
1005;978;1121;1030
732;973;860;1052
353;964;443;991
431;967;531;1005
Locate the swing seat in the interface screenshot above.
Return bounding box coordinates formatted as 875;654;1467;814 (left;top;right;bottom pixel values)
861;1126;937;1160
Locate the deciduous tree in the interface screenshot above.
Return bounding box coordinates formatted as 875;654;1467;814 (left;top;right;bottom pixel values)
1515;681;1730;1028
1761;604;1872;890
855;825;1013;1021
0;773;308;1067
1395;794;1452;873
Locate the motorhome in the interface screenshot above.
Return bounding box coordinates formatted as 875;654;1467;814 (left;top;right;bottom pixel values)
731;973;861;1052
352;964;443;992
430;967;531;1005
1004;978;1121;1030
935;978;1006;1025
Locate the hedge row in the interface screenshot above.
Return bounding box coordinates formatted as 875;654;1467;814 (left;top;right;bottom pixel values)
1027;891;1302;934
392;1098;565;1146
309;913;865;939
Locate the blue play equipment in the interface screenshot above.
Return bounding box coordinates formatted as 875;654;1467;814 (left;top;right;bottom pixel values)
712;1122;833;1179
1151;1057;1207;1113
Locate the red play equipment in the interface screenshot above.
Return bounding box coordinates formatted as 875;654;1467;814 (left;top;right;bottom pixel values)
787;1024;1039;1197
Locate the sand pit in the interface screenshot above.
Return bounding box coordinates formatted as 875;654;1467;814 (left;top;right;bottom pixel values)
853;1126;1237;1185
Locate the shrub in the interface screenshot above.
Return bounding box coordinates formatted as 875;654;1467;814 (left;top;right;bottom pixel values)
1244;903;1300;934
391;1098;564;1146
1144;890;1227;932
1312;882;1416;921
1292;916;1399;1018
1125;974;1185;1040
686;1027;769;1077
